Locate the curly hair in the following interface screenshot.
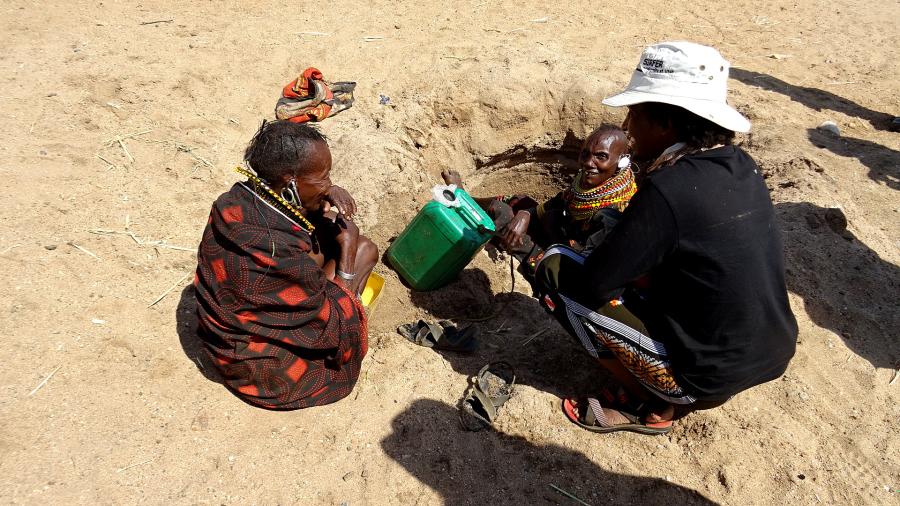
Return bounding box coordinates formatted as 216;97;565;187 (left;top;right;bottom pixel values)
635;102;735;149
244;120;328;183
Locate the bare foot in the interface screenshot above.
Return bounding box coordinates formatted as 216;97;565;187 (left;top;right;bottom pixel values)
592;383;675;424
646;403;675;423
565;398;635;425
591;401;666;426
441;169;464;189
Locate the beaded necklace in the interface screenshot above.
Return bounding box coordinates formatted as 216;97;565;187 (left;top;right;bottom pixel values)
565;167;637;221
234;166;316;232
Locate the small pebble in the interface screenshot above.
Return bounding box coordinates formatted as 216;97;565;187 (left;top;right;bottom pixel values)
342;471;353;481
44;244;57;250
46;92;58;97
817;120;840;136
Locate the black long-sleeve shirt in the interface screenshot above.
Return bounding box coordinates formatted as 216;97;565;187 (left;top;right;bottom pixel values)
568;145;798;400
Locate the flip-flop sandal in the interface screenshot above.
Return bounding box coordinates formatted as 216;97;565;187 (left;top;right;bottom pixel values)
460;362;516;431
325;81;356;115
562;396;673;435
397;320;479;353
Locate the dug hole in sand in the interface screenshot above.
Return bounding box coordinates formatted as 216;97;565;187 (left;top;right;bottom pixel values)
1;1;898;504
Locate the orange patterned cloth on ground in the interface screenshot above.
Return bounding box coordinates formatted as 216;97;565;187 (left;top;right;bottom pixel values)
275;67;356;123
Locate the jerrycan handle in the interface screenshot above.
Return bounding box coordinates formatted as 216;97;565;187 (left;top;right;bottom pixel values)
432;184;491;233
432;184;461;208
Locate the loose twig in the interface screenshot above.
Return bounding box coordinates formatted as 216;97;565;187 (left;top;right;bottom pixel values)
549;484;591;506
103;129;153;144
521;326;549;346
176;143;213;167
67;241;99;259
139;19;173;25
117;457;156;473
102;129;152;164
117;138;134;162
28;365;62;396
152;244;194;252
148;271;193;307
89;229;194;252
95;153;116;168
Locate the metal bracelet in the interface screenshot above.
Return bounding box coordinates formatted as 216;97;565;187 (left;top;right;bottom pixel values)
336;270;356;281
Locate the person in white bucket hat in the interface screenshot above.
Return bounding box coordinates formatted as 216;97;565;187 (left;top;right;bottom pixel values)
532;42;798;435
603;41;751;134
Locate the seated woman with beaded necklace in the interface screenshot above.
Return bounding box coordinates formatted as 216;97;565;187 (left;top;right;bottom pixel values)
442;124;636;277
193;120;378;410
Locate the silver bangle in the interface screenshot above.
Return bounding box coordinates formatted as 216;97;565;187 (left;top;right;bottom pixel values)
337;270;356;281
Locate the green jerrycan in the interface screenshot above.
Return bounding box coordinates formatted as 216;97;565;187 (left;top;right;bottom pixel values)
387;184;496;291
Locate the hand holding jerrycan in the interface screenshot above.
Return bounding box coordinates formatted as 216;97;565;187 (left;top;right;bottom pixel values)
387;184;496;291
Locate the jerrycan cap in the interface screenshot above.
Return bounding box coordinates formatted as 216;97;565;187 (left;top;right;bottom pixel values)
432;184;461;208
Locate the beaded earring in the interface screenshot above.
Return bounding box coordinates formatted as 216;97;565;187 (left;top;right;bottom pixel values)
235;167;316;232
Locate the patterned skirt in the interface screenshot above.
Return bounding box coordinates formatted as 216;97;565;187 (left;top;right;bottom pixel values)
534;245;696;405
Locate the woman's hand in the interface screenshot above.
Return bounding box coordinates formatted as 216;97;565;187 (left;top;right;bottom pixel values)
334;216;360;285
335;216;360;251
499;211;530;249
325;185;357;219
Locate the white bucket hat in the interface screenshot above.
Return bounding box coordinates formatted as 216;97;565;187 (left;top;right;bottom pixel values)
602;41;751;133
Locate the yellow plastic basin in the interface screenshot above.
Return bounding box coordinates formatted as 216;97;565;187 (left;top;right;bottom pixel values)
361;272;385;313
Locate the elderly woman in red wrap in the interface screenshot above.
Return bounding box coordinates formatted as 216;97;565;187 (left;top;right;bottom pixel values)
194;120;378;409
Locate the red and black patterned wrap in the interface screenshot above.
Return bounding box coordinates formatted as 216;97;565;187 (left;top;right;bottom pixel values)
194;183;367;409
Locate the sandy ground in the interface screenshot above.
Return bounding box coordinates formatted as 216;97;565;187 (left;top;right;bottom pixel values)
1;1;898;504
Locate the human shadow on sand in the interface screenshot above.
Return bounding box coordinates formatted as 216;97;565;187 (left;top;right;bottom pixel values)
807;128;900;190
731;68;895;131
381;399;717;505
175;285;223;384
776;202;899;369
408;267;607;399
